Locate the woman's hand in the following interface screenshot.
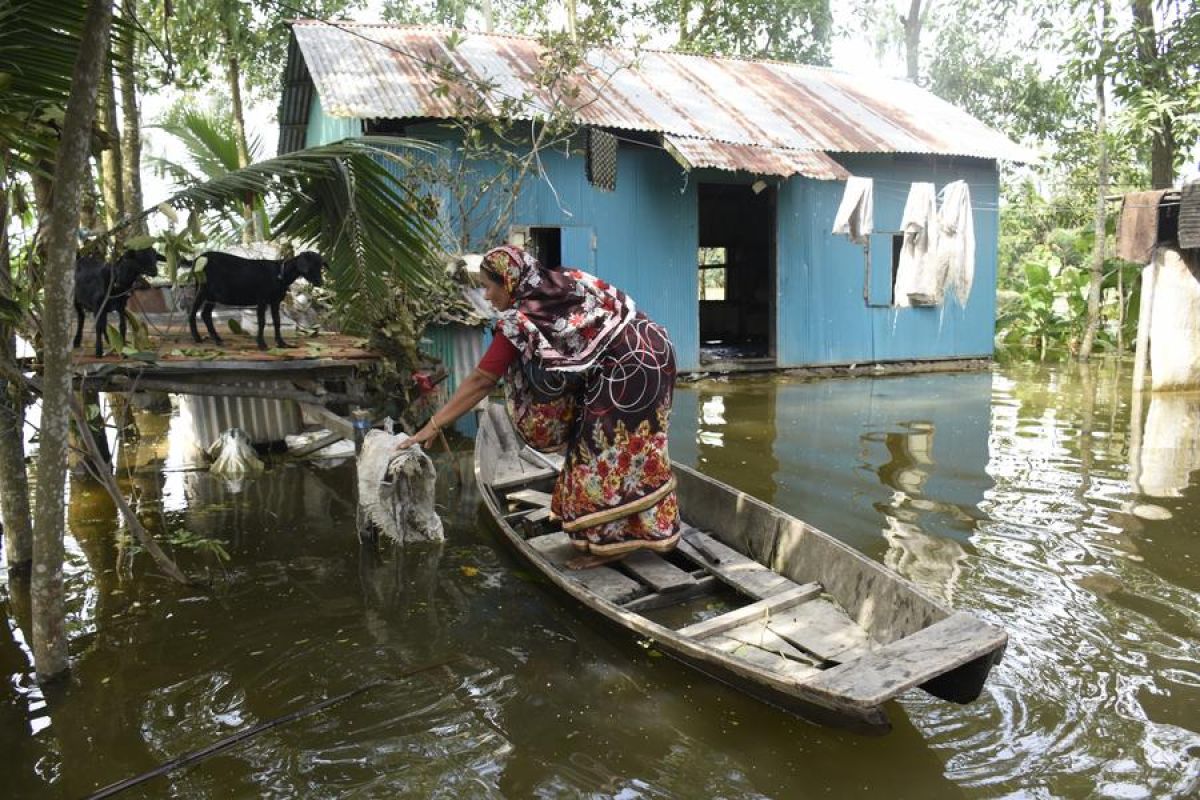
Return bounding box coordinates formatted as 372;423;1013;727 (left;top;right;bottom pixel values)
395;421;438;451
396;417;444;453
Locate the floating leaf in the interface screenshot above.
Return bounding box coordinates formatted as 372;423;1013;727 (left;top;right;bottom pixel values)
460;565;479;577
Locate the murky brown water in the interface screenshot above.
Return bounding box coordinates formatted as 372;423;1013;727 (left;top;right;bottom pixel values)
2;361;1198;798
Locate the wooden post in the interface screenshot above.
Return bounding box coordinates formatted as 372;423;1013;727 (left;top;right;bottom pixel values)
1132;252;1158;392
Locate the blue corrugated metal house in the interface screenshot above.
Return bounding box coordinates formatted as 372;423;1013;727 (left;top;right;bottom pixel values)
279;22;1034;374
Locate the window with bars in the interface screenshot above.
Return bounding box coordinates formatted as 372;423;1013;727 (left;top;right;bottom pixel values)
699;246;727;301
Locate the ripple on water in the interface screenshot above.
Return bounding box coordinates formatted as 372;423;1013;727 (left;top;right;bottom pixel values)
901;371;1200;798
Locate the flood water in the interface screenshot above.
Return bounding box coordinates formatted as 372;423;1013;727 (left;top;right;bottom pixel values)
2;361;1198;798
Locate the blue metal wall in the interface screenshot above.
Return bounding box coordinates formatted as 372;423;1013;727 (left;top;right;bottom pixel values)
303;99;1000;372
367;124;703;370
507;140;701;371
306;94;362;145
777;154;999;367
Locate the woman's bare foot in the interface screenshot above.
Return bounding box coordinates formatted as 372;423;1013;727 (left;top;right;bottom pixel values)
565;552;627;570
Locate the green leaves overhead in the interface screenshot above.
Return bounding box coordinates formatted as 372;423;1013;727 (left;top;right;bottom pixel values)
0;0;88;169
145;136;443;333
149;101;261;186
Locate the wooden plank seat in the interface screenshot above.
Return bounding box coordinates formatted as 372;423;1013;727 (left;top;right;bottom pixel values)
673;536;878;665
507;489;553;508
619;550;698;593
521;507;553;524
676;585;825;679
801;612;1007;705
621;575;720;613
491;460;557;491
676;526;797;599
764;597;877;663
520;446;565;472
527;533;647;605
676;584;822;639
707;626;823;681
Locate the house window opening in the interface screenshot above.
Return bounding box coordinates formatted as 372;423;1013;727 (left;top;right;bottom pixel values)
697;183;776;366
699;247;727;301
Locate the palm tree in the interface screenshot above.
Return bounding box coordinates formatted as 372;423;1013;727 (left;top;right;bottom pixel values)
149;99;270;244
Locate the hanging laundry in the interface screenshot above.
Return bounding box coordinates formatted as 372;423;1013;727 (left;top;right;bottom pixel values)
1116;189;1167;263
1178;180;1200;250
926;180;975;308
894;182;938;308
832;176;874;245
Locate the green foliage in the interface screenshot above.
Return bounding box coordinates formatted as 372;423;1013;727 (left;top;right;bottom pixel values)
996;184;1141;359
166;527;231;562
150;99;259;184
0;0;88;170
1108;1;1200;179
382;0;833;62
119;525;231;562
149;98;268;243
654;0;833;63
927;2;1081;144
165;0;365;98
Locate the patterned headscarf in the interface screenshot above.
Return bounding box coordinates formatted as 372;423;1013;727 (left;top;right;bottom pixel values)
483;244;638;372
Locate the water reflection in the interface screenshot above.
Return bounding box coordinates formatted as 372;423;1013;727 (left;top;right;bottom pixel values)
672;372;993;564
1132;390;1200;499
674;364;1200;797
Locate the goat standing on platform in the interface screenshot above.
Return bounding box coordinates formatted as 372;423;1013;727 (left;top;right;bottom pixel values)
73;247;163;358
188;250;326;350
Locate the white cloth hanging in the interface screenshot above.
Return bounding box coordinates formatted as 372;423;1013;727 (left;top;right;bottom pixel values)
932;180;975;307
894;182;938;307
831;176;874;245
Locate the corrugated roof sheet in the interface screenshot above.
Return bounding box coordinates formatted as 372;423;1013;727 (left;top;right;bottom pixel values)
288;21;1037;170
663;135;849;180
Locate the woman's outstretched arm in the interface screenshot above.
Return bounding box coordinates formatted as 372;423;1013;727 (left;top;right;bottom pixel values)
395;369;499;450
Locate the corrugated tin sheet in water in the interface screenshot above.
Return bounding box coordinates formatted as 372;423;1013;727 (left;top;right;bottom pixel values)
288;22;1037;167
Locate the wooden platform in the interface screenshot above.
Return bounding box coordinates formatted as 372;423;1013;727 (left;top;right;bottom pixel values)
70;319;380;379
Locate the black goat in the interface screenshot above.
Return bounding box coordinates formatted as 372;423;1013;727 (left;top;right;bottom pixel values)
73;247;162;358
188;250;325;350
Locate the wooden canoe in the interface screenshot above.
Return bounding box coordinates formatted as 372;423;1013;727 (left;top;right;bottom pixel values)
474;403;1006;734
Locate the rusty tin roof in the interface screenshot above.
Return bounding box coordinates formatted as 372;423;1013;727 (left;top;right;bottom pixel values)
287;22;1036;177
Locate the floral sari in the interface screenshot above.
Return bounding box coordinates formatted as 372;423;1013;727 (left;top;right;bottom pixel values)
485;246;680;556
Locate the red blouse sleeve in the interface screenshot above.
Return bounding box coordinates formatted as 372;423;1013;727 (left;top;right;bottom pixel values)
476;333;518;380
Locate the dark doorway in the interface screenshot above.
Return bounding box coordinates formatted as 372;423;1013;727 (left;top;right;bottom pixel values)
528;227;562;269
698;183;776;365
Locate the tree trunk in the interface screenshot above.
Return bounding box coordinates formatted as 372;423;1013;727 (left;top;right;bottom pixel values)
677;0;692;46
903;0;923;83
32;0;114;684
80;160;100;233
0;161;33;573
1079;3;1109;361
1131;0;1174;188
117;0;145;236
223;25;257;243
96;56;124;238
566;0;577;41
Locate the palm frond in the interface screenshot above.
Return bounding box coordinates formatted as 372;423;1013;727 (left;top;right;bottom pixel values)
0;0;87;167
150;104;248;180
